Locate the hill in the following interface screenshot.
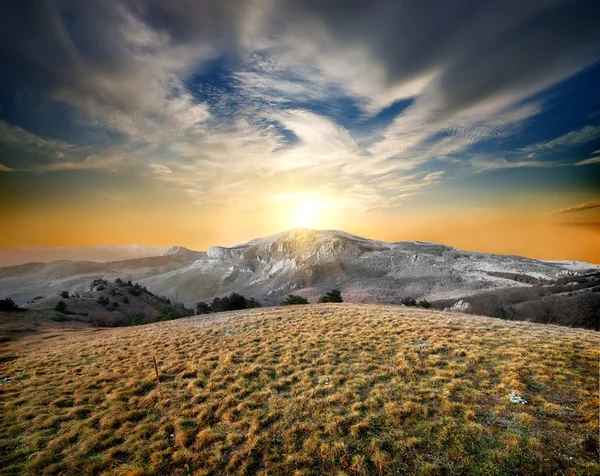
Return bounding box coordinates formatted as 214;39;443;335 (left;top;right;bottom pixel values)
0;304;597;474
0;279;192;341
0;245;165;267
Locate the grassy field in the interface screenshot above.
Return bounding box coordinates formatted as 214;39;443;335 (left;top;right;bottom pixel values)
1;304;598;475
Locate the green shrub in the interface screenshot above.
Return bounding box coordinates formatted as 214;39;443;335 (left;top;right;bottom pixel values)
51;316;73;322
281;294;309;306
401;297;417;306
318;289;343;303
54;301;68;313
130;313;143;326
97;296;110;306
60;291;70;299
418;300;432;308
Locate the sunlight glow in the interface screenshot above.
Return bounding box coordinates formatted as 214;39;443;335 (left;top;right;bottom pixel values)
291;200;320;228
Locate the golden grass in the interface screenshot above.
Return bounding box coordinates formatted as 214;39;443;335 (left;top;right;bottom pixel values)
1;304;598;475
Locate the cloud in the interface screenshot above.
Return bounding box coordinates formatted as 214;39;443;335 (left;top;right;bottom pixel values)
0;120;75;155
574;156;600;166
551;201;600;214
1;0;599;210
35;152;125;172
522;124;600;155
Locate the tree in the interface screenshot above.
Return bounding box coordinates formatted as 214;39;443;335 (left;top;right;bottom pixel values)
54;301;68;313
318;289;343;303
228;292;247;311
130;313;143;326
60;291;70;299
196;302;211;314
401;297;416;307
97;296;110;306
246;297;261;308
418;300;432;308
281;294;309;306
0;298;20;312
211;297;223;313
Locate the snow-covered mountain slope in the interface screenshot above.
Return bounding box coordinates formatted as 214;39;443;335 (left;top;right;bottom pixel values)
1;228;598;307
0;245;165;267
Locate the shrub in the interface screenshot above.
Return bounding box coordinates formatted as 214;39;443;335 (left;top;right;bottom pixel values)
114;278;124;286
60;291;70;299
281;294;309;306
318;289;343;303
401;297;417;307
122;296;129;304
130;313;143;326
111;301;119;309
128;288;141;297
97;296;110;306
418;300;432;308
54;301;68;313
154;307;186;322
196;302;211;314
51;316;72;322
0;298;20;312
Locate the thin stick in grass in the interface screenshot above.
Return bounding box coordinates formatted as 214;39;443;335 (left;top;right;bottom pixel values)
153;354;164;401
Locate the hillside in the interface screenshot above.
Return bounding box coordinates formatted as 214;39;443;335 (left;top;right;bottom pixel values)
0;279;192;341
0;304;597;474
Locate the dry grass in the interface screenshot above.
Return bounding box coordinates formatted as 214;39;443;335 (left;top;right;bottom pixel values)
1;304;598;475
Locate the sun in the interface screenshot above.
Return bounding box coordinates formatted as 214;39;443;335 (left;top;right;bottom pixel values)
291;200;320;228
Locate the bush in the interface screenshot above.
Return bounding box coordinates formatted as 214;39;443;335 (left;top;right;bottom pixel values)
97;296;110;306
60;291;70;299
54;301;68;313
318;289;343;303
154;308;184;322
401;297;417;307
122;296;129;304
0;298;20;312
128;288;141;296
196;302;211;314
130;313;143;326
51;316;72;322
418;300;432;308
281;294;309;306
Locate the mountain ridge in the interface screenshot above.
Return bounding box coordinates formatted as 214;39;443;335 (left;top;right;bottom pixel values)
1;229;598;327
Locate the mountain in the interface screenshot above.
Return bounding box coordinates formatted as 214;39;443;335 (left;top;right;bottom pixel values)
1;229;598;327
0;245;165;267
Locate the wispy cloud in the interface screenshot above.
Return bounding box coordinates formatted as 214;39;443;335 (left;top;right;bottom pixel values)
574;156;600;166
522;125;600;155
551;201;600;215
0;0;599;210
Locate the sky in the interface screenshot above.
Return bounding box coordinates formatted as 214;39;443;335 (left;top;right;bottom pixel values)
0;0;599;262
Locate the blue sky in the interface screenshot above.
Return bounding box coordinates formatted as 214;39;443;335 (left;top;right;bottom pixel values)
0;0;599;258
